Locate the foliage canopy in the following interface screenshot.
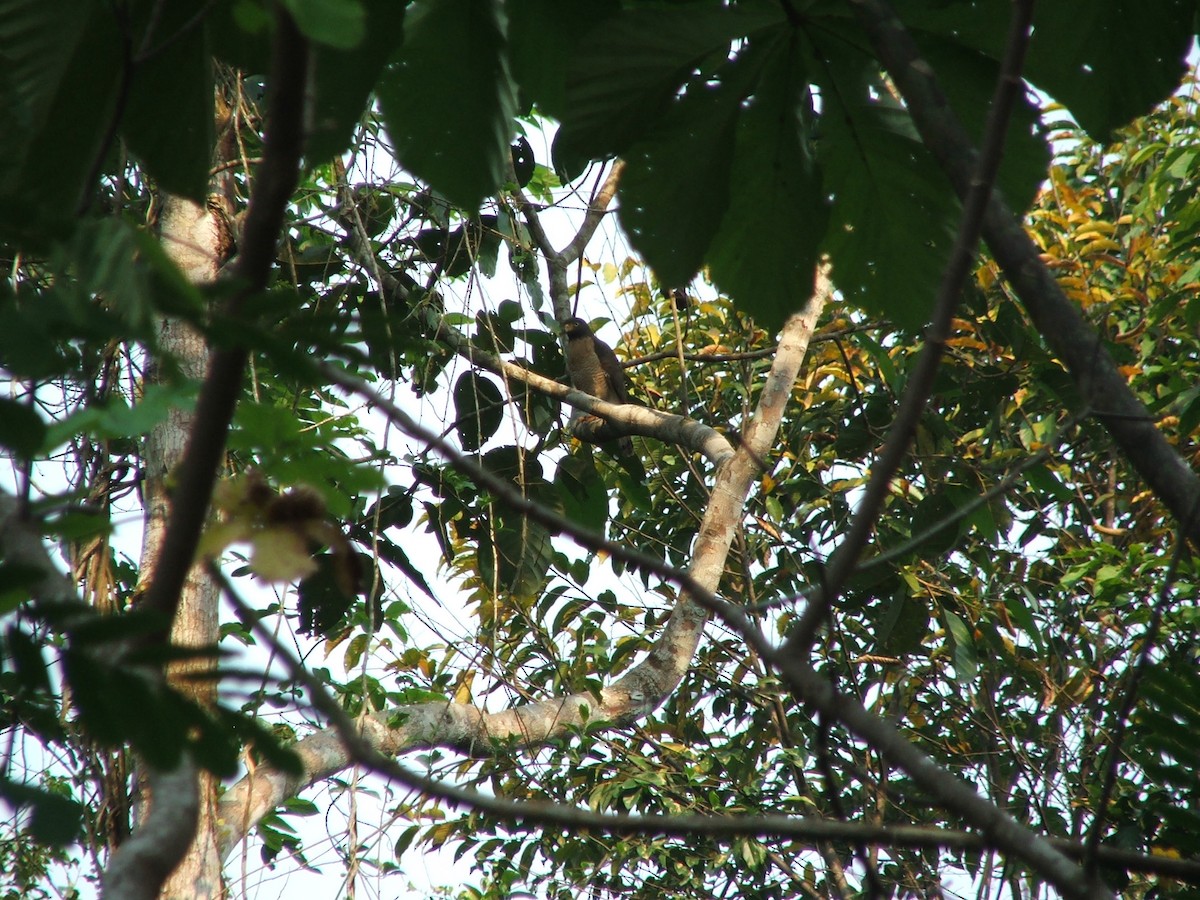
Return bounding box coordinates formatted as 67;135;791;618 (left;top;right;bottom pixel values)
1;1;1200;899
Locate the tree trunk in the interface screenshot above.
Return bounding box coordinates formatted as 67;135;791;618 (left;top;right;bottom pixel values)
135;193;233;899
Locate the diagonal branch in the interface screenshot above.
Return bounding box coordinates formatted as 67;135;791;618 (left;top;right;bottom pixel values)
847;0;1200;547
217;274;832;856
212;563;1200;887
138;9;309;632
789;0;1036;650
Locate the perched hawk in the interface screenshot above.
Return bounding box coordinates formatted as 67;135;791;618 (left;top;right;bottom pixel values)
562;316;633;455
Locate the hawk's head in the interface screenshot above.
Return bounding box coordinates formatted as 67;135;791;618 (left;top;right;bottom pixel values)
562;317;592;340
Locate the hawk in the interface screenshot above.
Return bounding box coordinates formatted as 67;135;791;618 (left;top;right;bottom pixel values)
562;316;633;455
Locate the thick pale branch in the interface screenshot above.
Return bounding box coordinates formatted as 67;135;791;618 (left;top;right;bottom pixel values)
104;12;310;899
508;161;623;268
443;340;734;465
139;10;309;630
101;763;199;900
509;161;623;321
216;622;1200;890
218;278;830;857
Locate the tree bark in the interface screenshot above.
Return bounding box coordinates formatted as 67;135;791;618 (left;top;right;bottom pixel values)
133;194;231;899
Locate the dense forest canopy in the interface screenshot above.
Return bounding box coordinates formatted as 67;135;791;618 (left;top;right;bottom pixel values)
2;1;1200;899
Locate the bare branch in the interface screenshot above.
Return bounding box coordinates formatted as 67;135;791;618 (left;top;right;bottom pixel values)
794;0;1036;651
561;160;625;264
847;0;1200;548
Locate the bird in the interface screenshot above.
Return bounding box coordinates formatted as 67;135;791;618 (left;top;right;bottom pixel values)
562;316;633;456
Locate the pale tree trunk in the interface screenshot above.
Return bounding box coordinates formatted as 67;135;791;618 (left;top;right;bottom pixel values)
135;192;233;899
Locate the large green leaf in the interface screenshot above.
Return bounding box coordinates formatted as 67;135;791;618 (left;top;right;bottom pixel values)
705;32;826;335
552;3;783;179
453;371;505;452
306;0;406;164
0;777;84;847
816;48;959;329
0;0;121;239
617;35;773;289
900;0;1194;141
0;397;46;459
1026;0;1192;141
282;0;365;50
120;1;214;202
378;0;517;210
506;0;618;118
555;453;609;534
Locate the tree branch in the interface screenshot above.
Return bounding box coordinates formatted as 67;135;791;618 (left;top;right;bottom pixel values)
218;275;832;856
333;216;736;465
792;0;1036;651
507;160;623;321
561;161;625;265
762;648;1116;900
212;556;1200;887
139;7;309;631
102;10;309;898
100;763;199;900
847;0;1200;547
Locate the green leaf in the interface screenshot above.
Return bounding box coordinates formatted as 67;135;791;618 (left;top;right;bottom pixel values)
817;40;958;329
705;31;826;336
120;1;214;202
552;4;783;180
915;37;1049;217
476;518;553;600
617;36;767;288
943;610;979;682
507;0;617;117
306;0;406;163
1005;588;1044;654
453;371;505;452
298;553;357;636
902;0;1194;142
0;778;84;847
1029;0;1192;140
0;563;44;614
0;397;46;458
283;0;366;49
378;0;517;210
555;453;609;534
0;0;121;240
